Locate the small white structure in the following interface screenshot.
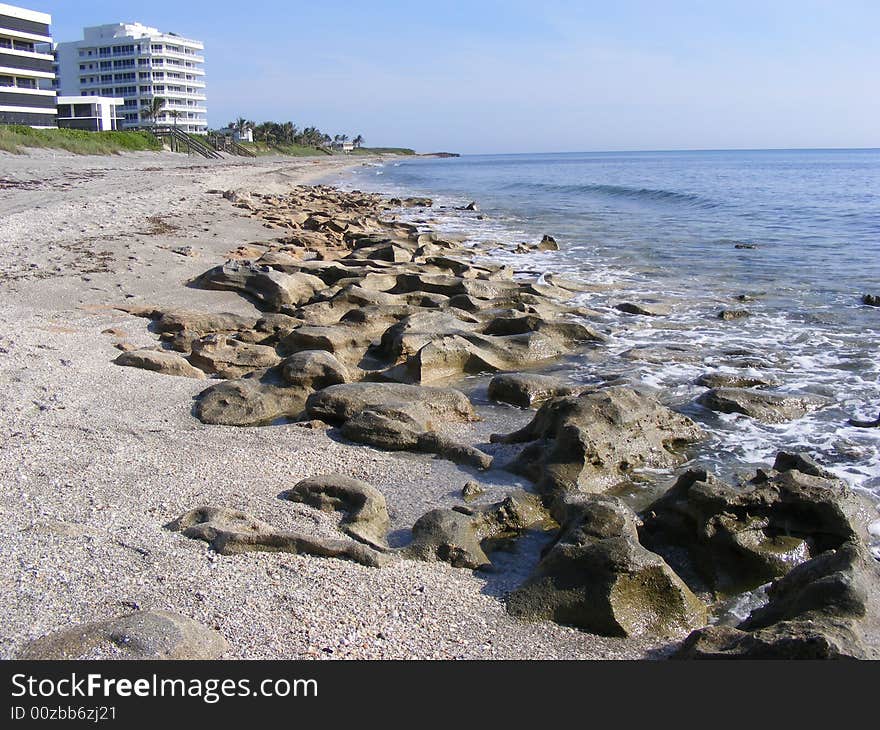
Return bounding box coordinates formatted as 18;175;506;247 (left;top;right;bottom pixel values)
56;95;122;131
331;140;354;153
217;125;252;143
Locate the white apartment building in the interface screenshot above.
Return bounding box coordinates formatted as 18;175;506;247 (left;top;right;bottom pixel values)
0;3;56;127
55;22;207;134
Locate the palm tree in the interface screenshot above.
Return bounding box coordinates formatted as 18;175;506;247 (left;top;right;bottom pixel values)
169;109;183;128
281;121;297;144
353;134;364;148
141;96;165;126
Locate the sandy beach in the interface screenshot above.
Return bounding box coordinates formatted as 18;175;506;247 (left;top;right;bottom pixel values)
0;149;657;660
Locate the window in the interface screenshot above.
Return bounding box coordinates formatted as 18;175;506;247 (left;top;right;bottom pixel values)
0;74;13;87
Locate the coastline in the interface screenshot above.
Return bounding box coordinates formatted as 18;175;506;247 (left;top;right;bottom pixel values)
1;148;876;660
0;149;655;659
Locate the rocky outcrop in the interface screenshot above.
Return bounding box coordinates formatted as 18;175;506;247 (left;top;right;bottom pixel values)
488;372;577;408
191;261;325;313
281;474;390;549
306;382;477;424
695;372;779;389
639;459;872;595
149;309;261;352
862;294;879;307
508;494;707;637
492;386;704;497
280;350;349;389
849;412;880;428
114;349;206;379
674;540;880;659
615;301;672;317
405;491;547;569
340;404;493;469
405;508;491;569
189;334;281;378
16;611;228;660
169;506;388;567
698;387;829;423
194;369;307;426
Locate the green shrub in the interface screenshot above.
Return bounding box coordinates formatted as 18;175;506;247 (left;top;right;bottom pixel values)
0;125;162;155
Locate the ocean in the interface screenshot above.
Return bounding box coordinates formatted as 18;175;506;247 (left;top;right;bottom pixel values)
333;149;880;501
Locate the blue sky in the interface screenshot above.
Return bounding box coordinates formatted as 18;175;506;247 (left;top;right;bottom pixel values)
34;1;880;153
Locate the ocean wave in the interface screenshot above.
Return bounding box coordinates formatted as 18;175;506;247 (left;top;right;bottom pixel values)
502;180;719;209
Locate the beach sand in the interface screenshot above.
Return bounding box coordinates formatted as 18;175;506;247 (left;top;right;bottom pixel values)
0;149;658;659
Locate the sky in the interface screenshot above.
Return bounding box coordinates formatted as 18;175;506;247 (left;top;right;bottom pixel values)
31;0;880;153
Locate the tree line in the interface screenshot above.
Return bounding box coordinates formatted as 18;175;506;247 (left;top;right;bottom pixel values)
229;118;363;149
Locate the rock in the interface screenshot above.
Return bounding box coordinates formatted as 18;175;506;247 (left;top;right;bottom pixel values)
492;386;704;497
537;235;559;251
695;372;779;389
169;506;388;568
488;372;576;408
277;307;403;366
281;474;390;549
192;261;325;313
674;540;880;659
339;403;493;470
462;481;485;502
416;431;494;470
615;301;672;317
640;460;873;595
377;310;602;384
400;197;433;208
189;334;281;378
114;349;206;379
172;245;198;257
149;309;260;352
16;611;228;660
698;387;828;423
862;294;879;307
848;412;880;428
405;509;490;569
194;370;307;426
773;451;837;479
718;309;750;321
508;495;707;637
734;243;757;249
406;491;547;569
306;382;477;424
280;350;349;389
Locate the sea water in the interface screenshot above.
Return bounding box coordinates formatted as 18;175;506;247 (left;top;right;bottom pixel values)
337;149;880;501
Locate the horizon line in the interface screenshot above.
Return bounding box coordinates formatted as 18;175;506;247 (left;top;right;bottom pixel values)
435;145;880;157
